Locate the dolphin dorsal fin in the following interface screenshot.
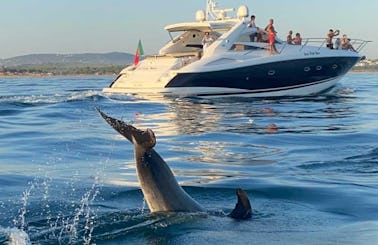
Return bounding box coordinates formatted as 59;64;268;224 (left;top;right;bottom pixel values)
229;188;252;220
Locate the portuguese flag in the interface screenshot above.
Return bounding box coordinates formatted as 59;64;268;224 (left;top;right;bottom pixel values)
133;39;144;66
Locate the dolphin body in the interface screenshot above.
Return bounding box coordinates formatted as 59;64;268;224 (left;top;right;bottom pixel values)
98;109;252;219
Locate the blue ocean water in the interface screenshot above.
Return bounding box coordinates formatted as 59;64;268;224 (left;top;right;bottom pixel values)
0;74;377;244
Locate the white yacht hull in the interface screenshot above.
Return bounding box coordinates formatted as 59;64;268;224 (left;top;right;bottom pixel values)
103;75;342;98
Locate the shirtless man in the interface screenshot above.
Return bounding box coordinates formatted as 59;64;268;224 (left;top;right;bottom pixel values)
265;18;275;33
287;30;294;45
265;19;278;55
293;33;302;45
341;34;356;52
326;29;340;49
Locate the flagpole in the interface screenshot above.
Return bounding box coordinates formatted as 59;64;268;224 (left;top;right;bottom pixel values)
133;39;144;66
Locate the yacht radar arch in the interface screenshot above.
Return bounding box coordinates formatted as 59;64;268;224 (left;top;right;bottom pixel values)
205;0;235;20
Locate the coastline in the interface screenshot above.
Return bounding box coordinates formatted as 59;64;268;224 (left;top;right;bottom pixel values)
0;64;125;78
0;73;116;79
349;70;378;74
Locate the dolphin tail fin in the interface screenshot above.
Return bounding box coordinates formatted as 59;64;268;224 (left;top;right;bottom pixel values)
97;108;156;149
229;188;252;220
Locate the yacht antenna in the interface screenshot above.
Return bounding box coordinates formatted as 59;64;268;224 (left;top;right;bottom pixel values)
206;0;235;20
205;0;215;20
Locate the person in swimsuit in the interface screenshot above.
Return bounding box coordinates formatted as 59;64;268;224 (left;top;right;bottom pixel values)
264;19;278;55
293;33;302;45
326;29;340;49
268;25;278;55
287;30;294;45
341;34;356;52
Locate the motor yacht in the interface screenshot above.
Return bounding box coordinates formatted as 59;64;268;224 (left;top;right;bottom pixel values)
103;0;369;98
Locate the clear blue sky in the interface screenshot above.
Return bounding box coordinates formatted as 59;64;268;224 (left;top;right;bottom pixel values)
1;0;377;59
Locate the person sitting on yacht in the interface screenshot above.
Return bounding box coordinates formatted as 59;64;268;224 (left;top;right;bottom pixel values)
293;33;302;45
202;32;214;54
286;30;294;45
335;38;341;49
256;32;264;42
247;15;259;42
341;34;356;52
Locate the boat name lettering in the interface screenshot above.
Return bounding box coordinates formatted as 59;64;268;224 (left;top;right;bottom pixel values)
304;51;320;56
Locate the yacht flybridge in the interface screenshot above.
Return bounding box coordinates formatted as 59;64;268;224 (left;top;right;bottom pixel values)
103;0;369;98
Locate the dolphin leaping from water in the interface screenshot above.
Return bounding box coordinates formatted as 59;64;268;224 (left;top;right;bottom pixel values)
97;109;252;220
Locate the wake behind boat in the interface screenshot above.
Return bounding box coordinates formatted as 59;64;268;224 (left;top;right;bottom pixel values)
103;0;370;98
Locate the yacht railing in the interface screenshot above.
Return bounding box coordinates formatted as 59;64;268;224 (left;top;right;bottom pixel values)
298;38;371;52
232;38;371;55
349;39;372;52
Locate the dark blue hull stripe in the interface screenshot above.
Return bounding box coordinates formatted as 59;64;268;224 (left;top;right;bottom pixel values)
165;57;360;92
193;78;337;97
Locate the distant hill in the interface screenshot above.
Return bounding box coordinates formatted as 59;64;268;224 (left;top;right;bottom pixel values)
0;52;134;67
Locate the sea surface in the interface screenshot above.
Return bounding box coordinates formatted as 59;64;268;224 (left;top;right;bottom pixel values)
0;74;377;244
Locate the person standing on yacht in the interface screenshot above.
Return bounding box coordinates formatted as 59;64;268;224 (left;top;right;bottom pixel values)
268;26;278;55
202;32;214;55
286;30;294;44
265;19;278;55
326;29;340;49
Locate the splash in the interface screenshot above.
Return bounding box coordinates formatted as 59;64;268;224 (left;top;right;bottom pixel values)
14;181;35;231
9;173;103;244
0;227;31;245
0;90;102;105
66;176;101;244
